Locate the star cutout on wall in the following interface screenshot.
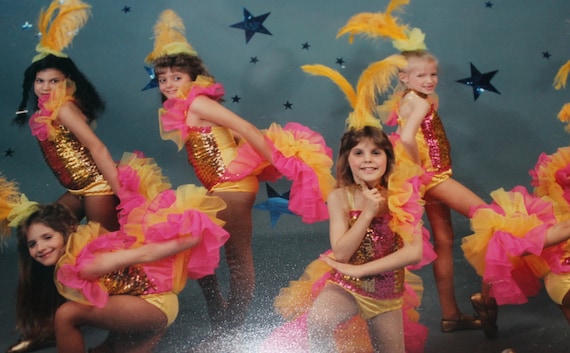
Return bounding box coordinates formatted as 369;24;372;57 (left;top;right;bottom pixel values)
4;148;14;157
250;56;259;64
141;66;157;91
283;101;293;110
232;95;241;103
122;6;131;13
21;21;32;30
254;184;294;227
485;2;493;8
336;57;346;67
230;8;272;44
456;63;500;101
302;42;311;50
542;51;551;59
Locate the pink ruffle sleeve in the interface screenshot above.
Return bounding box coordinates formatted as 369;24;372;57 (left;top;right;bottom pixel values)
225;122;336;223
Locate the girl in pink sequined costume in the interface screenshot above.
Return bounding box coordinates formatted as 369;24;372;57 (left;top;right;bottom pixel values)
1;153;229;353
145;10;335;337
390;50;485;334
13;1;120;233
260;127;435;353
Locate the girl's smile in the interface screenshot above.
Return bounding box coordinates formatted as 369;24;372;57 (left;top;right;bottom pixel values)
26;223;66;267
157;68;192;99
348;138;387;188
34;68;66;97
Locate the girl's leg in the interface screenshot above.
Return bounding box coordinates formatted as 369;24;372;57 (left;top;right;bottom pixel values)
307;284;358;353
559;290;570;324
83;194;120;231
367;309;405;353
197;274;227;331
214;191;256;331
54;296;167;353
56;191;85;223
427;178;486;218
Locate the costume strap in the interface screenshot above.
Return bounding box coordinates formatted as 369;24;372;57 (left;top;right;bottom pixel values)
32;0;91;63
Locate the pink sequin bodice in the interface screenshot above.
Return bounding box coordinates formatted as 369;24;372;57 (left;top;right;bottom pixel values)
329;211;404;300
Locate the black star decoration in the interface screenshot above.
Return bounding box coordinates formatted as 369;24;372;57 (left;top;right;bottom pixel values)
232;95;241;103
141;66;157;91
336;57;345;67
122;6;131;13
230;8;272;44
254;184;294;227
250;56;259;64
4;148;14;157
485;2;493;8
283;101;293;110
302;42;311;50
542;51;551;59
456;63;500;101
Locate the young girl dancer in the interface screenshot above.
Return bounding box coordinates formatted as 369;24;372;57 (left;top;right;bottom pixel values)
260;52;435;353
13;0;120;232
9;2;120;351
1;152;229;353
144;9;335;342
336;0;484;334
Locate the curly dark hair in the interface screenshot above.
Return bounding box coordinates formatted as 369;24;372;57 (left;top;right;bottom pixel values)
14;203;78;341
153;53;214;102
13;54;105;127
335;126;395;188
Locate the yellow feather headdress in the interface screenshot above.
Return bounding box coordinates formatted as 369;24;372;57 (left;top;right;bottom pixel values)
0;176;39;241
553;61;570;132
32;0;91;63
302;54;408;130
145;9;198;65
337;0;427;52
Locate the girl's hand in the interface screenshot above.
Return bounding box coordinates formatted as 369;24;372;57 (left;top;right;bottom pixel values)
358;179;383;218
320;254;363;278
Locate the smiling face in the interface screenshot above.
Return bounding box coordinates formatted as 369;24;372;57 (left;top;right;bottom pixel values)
157;67;192;99
26;222;66;267
348;137;388;188
399;56;438;95
33;68;66;97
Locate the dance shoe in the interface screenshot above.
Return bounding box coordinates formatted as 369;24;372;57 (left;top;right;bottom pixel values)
470;292;498;339
5;338;56;353
441;313;482;333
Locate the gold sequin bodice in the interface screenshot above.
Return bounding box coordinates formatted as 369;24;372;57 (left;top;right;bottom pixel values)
184;126;238;190
99;265;156;296
37;124;104;190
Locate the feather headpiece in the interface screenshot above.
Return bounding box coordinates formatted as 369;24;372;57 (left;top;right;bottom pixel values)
302;54;407;130
337;0;427;52
0;176;39;241
553;60;570;132
145;9;197;65
32;0;91;63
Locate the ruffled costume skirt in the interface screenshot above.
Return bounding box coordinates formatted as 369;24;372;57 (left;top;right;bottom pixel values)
462;146;570;305
56;152;230;308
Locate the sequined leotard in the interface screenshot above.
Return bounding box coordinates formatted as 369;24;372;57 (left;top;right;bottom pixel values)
328;189;405;316
29;79;112;196
398;89;452;190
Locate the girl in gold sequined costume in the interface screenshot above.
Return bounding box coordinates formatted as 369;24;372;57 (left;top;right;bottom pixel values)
1;152;229;353
8;2;120;351
13;0;120;233
144;10;335;342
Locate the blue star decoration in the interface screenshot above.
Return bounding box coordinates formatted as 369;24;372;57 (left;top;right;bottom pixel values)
4;148;14;157
250;56;259;64
21;21;33;30
232;95;241;103
254;184;294;227
283;101;293;110
456;63;500;101
485;2;493;8
336;57;346;67
141;66;158;91
122;6;131;13
542;51;551;59
230;8;272;44
302;42;311;50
